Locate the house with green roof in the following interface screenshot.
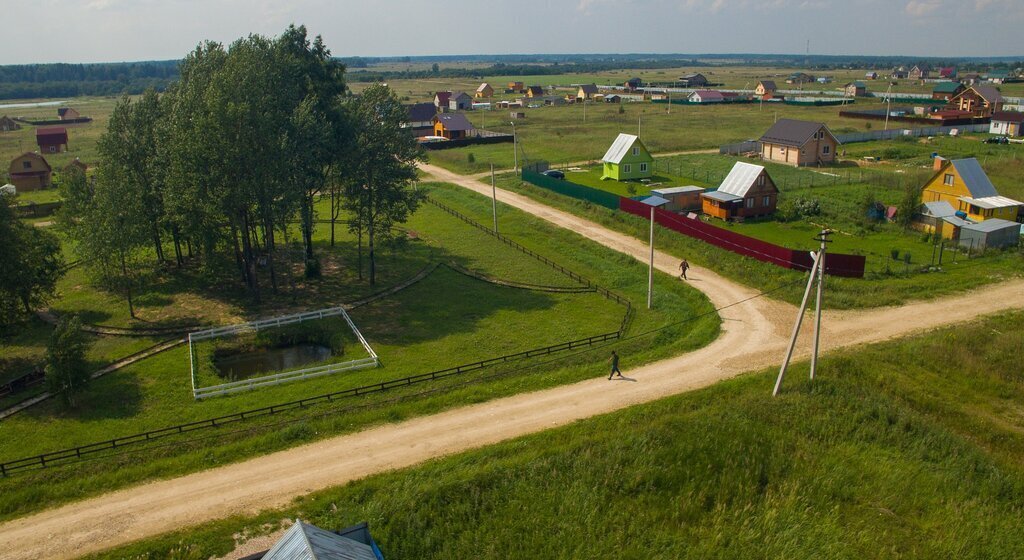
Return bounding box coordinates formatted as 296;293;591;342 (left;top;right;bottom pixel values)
600;133;654;181
932;81;965;102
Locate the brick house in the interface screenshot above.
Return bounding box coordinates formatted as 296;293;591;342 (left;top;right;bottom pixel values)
759;119;839;167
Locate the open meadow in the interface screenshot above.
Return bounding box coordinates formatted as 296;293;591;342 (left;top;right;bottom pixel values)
87;309;1024;559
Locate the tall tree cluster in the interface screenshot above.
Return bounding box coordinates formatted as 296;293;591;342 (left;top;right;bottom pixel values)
0;193;63;328
61;26;422;314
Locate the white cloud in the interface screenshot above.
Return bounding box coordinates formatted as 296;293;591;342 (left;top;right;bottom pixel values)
905;0;942;17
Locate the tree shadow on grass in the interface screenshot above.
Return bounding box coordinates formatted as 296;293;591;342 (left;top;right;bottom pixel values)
24;369;143;422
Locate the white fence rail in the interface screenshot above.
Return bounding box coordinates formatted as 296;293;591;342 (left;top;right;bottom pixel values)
188;306;378;399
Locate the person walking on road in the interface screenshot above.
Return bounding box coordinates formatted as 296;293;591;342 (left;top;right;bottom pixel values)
608;350;623;380
679;259;690;280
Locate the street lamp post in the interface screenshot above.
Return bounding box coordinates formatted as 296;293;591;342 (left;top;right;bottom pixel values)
639;196;670;309
884;82;894;131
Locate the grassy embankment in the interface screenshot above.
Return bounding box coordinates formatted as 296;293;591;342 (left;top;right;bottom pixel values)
0;182;719;521
89;309;1024;559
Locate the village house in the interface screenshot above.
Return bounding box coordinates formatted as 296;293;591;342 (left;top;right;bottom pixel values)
57;107;81;120
432;113;475;140
475;83;493;98
754;80;777;98
688;90;725;103
959;73;981;86
403;102;436;137
0;116;20;132
921;157;1023;223
844;81;868;97
890;68;909;79
448;91;473;111
506;81;525;94
603;94;621;103
939;67;957;79
433;91;452;111
8;152;53;191
985;70;1010;84
259;520;383;560
932;81;966;102
576;84;599;100
600;133;653;181
526;85;544;98
786;73;815;85
678;73;708;87
948;85;1003;117
624;77;642;91
909;65;931;80
865;71;879;80
989;111;1024;137
36;126;68;153
758;119;839;167
700;162;779;221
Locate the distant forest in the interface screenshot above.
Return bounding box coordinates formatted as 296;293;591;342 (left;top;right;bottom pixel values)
1;54;1021;100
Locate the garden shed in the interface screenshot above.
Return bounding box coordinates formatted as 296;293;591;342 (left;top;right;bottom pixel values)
958;219;1021;251
651;186;704;212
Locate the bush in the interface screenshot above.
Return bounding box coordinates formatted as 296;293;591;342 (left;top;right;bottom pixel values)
618;104;625;114
467;153;476;164
890;248;900;260
44;315;90;408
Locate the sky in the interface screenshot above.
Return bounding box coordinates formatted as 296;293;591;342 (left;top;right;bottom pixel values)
2;0;1023;65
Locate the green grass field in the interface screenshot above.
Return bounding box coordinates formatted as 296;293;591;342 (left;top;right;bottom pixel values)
87;309;1024;560
0;182;719;521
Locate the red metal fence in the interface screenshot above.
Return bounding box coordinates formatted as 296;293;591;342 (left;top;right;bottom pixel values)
619;197;865;278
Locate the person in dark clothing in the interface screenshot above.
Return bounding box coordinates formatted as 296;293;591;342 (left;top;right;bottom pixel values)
608;350;622;379
679;259;690;280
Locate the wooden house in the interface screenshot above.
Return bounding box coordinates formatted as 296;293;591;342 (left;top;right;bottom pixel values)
0;116;20;132
576;84;598;100
921;157;1022;223
404;102;436;136
36;126;68;153
507;81;525;94
432;113;475;140
948;85;1003;117
651;186;704;212
475;83;493;98
890;68;908;79
603;94;622;103
624;77;642;91
57;107;81;120
865;71;879;80
909;65;931;80
786;73;815;85
913;200;966;240
448;91;473;111
433;91;452;110
754;80;777;98
844;81;868;97
678;73;708;87
8;152;53;191
932;81;965;101
939;67;957;79
759;119;839;167
526;85;544;98
989;111;1024;137
700;162;778;221
600;133;653;181
688;90;724;103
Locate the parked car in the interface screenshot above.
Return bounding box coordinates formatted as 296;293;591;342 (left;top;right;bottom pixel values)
984;136;1009;144
542;169;565;179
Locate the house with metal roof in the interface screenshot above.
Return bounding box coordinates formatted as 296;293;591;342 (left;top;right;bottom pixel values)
433;91;452;111
932;81;966;102
8;152;52;192
403;103;436;137
0;115;19;132
600;133;653;181
624;77;642;91
526;85;545;98
577;84;599;100
688;90;725;103
990;111;1024;137
250;520;384;560
36;126;68;153
913;200;969;239
758;119;839;167
844;81;868;97
475;83;493;98
755;80;777;98
922;157;1022;223
948;85;1003;117
909;65;931;80
432;113;475;140
700;161;779;221
678;73;709;87
448;91;473;111
651;185;704;212
958;219;1021;251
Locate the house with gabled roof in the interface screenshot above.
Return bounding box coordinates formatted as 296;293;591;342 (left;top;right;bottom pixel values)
258;520;384;560
786;72;815;85
36;126;68;153
755;80;777;98
939;67;957;79
688;90;725;103
932;81;965;102
600;133;653;181
990;111;1024;137
679;73;708;87
403;102;436;136
624;77;642;91
448;91;473;111
433;91;452;110
475;83;493;98
0;115;19;132
759;119;839;167
576;84;599;100
526;85;544;98
844;81;868;97
700;162;779;221
909;65;931;80
432;113;475;140
948;85;1003;117
57;107;81;120
8;152;52;192
922;157;1022;223
913;200;966;240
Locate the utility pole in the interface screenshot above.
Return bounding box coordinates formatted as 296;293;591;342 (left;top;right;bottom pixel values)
510;121;518;174
884;82;894;131
638;114;641;138
773;229;831;395
490;164;498;233
648;205;655;309
583;98;587;123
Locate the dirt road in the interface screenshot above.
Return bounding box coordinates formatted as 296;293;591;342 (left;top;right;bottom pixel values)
1;164;1022;559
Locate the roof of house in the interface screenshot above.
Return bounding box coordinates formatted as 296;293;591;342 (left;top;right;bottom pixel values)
10;151;51;170
942;215;971;228
434;91;452;104
967;85;1003;103
434;113;474;131
526;85;544;95
450;91;472;101
476;83;491;92
691;90;724;101
36;126;68;140
946;158;999;198
652;186;704;195
701;190;742;203
407;102;436;123
933;81;964;93
57;107;75;117
718;162;769;198
262;521;378;560
758;80;777;90
578;84;598;94
992;111;1024;123
921;200;956;218
625;77;642;86
958;195;1024;209
961;218;1021;233
846;81;866;88
681;73;705;79
601;133;645;164
759;119;834;147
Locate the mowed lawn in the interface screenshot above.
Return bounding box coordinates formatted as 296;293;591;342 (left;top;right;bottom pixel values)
91;310;1024;560
0;183;719;521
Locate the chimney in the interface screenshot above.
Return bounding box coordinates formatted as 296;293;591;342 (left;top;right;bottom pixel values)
933;155;947;171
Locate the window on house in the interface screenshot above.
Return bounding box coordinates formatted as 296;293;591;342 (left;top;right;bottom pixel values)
624;164;631;173
763;196;771;207
745;198;755;208
22;161;31;169
640;163;648;172
823;145;830;154
49;146;55;153
944;174;955;186
632;147;639;156
757;175;765;186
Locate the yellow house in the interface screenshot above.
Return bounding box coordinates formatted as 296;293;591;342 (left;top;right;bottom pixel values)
921;157;1023;223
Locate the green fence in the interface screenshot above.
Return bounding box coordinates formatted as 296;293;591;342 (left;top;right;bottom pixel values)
521;165;621;210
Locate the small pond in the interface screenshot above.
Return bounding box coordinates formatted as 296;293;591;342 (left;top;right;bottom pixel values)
214;343;332;380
